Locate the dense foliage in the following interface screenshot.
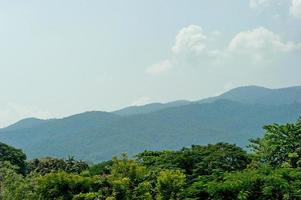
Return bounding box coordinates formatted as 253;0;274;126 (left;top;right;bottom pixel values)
27;157;89;175
1;118;301;199
0;142;26;174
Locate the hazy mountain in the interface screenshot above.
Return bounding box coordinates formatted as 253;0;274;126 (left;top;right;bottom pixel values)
0;102;300;162
198;85;301;105
113;86;301;116
113;100;191;116
0;85;300;162
3;118;48;131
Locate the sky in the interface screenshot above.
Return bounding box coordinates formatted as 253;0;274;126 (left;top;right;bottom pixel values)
0;0;301;127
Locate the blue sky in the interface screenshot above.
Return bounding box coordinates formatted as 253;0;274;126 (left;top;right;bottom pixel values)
0;0;300;127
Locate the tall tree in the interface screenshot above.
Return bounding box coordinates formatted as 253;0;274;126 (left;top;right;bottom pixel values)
250;118;301;168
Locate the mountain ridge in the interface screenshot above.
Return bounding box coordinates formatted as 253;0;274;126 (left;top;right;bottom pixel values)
4;85;301;130
3;85;300;130
1;85;301;162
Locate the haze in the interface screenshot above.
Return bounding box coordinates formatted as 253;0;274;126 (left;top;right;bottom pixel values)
0;0;301;127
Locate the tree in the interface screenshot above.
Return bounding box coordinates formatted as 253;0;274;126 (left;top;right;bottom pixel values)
108;154;151;200
156;170;186;200
132;182;152;200
187;167;301;200
250;118;301;168
136;150;179;170
27;157;89;175
33;171;95;200
137;143;250;180
0;162;36;200
89;160;113;176
0;142;27;174
110;155;148;188
191;143;251;177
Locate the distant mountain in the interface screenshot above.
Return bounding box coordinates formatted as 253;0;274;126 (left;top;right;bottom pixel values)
0;85;300;162
3;118;48;131
0;99;300;162
113;100;191;116
198;85;301;105
113;86;301;117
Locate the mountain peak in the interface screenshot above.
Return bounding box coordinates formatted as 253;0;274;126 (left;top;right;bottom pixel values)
2;118;47;132
198;85;301;105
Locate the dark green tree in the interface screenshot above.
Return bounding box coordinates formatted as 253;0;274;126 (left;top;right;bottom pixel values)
27;157;88;175
0;142;26;174
89;160;113;176
137;143;250;180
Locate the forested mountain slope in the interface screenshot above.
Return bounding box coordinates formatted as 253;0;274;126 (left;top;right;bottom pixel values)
111;85;301;117
1;98;300;162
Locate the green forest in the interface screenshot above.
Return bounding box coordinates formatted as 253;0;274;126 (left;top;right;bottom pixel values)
1;118;301;200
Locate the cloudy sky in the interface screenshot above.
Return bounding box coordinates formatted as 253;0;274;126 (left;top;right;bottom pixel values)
0;0;300;127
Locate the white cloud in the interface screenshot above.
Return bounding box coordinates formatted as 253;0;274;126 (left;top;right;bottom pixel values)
130;97;151;106
146;60;172;75
146;25;211;76
290;0;301;18
0;102;51;128
171;25;208;56
146;25;300;75
249;0;272;8
227;27;300;62
169;25;222;67
250;0;301;19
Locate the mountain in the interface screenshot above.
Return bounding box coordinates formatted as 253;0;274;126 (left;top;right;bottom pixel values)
3;118;48;131
113;86;301;116
198;85;301;105
113;100;191;116
0;85;300;162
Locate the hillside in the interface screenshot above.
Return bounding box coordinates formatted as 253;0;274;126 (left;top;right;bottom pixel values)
113;100;191;116
3;118;49;131
112;86;301;116
198;85;301;105
1;97;301;162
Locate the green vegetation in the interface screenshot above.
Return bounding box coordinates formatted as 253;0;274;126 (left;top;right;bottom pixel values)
0;142;26;174
27;157;89;175
1;118;301;199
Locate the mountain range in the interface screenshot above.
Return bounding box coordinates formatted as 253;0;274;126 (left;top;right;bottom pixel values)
0;85;301;162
